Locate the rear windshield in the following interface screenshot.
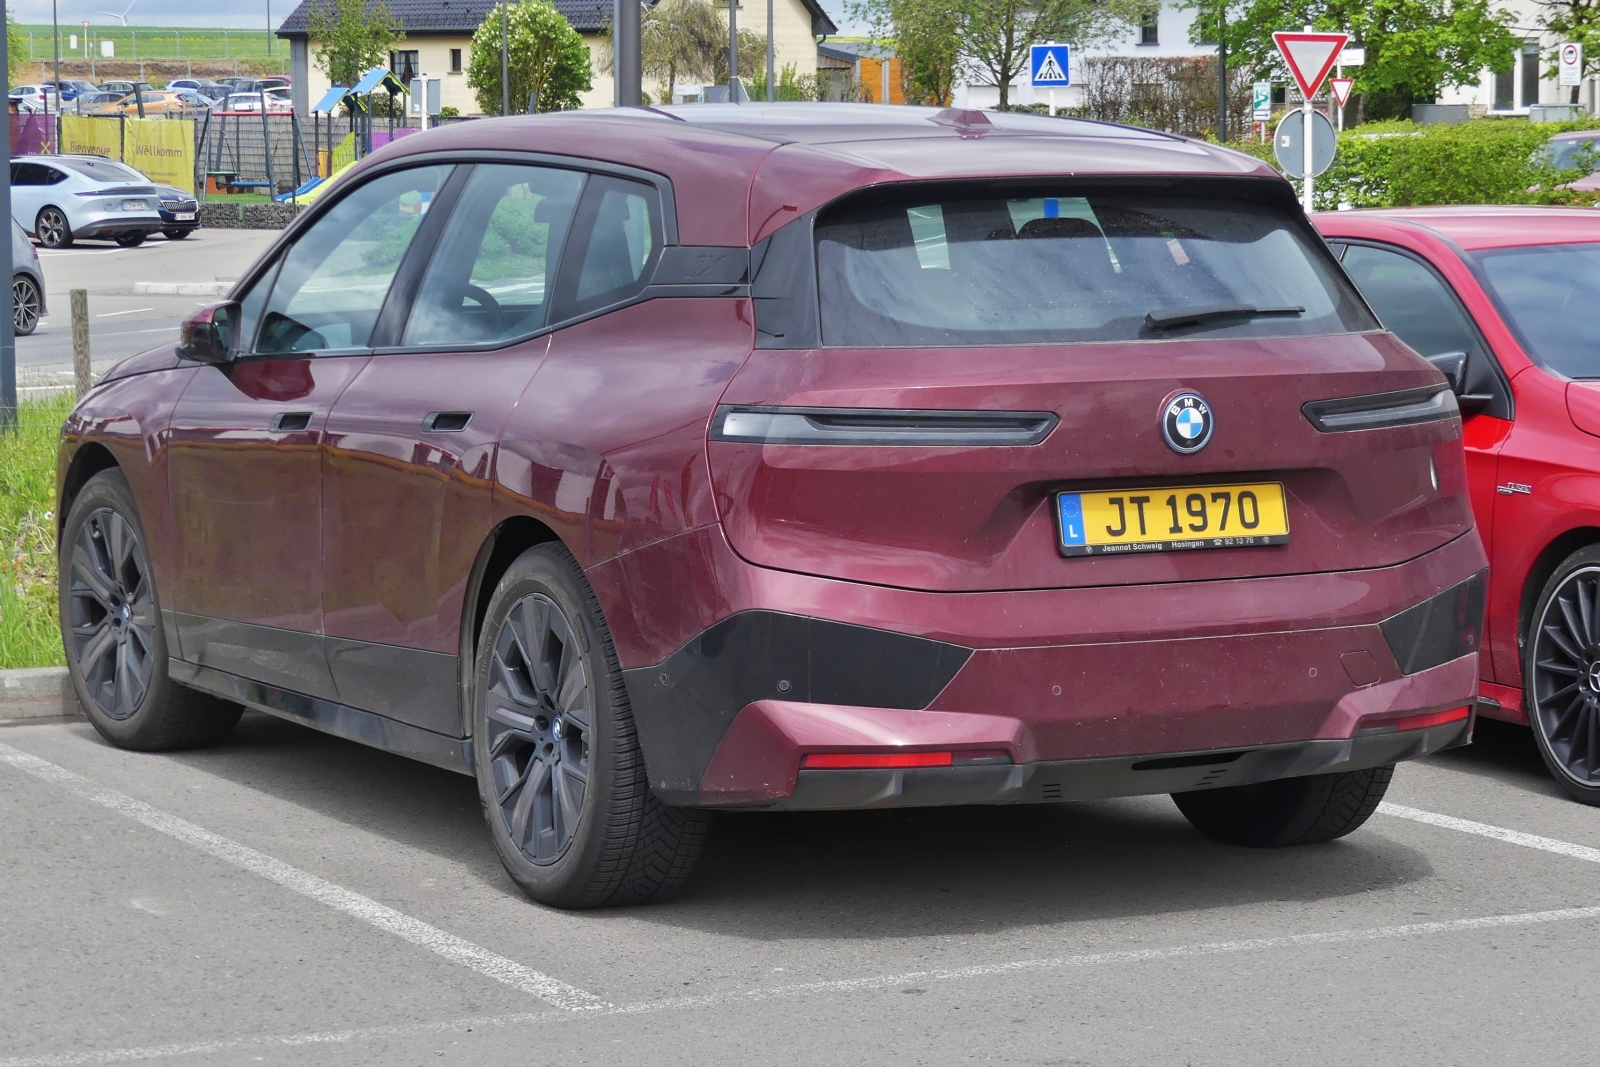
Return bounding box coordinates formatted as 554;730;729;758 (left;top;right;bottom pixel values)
815;191;1375;346
1475;242;1600;378
60;158;146;183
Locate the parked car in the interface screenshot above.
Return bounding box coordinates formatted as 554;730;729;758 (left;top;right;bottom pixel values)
214;88;292;114
155;185;200;239
71;91;128;113
9;85;61;113
8;154;164;248
1535;131;1600;192
11;218;45;336
1315;206;1600;804
96;80;154;95
56;105;1485;908
96;90;211;116
44;78;100;101
166;78;227;101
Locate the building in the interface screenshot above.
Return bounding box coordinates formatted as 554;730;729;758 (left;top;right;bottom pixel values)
1437;1;1599;116
276;0;838;116
816;40;897;103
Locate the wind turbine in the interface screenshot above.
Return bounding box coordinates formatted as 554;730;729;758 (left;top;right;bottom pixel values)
98;1;136;25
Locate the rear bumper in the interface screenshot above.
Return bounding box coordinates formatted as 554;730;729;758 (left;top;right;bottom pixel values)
601;526;1486;808
72;210;163;239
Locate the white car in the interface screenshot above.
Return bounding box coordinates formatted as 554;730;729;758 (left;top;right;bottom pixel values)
9;85;61;113
214;88;292;114
8;155;165;249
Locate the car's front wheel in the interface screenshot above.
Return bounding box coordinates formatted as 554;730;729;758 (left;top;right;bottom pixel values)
60;469;242;750
162;229;191;240
35;206;71;248
1525;545;1600;805
472;543;706;908
12;274;41;336
1172;765;1394;847
114;233;147;248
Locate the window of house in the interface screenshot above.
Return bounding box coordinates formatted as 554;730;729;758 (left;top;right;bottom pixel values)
1521;40;1541;108
390;49;419;84
1139;15;1159;46
449;48;463;74
1493;59;1515;111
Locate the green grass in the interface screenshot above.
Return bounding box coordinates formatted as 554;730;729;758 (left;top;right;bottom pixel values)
17;25;282;63
0;392;73;669
201;192;274;204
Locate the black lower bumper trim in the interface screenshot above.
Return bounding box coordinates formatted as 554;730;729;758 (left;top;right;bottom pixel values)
763;720;1469;811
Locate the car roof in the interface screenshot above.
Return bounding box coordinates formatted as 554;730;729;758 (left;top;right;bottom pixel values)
376;103;1282;247
1314;204;1600;251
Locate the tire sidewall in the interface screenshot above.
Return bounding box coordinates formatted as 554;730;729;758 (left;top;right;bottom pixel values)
472;546;628;904
1525;546;1600;801
59;470;176;746
36;207;68;248
13;275;38;335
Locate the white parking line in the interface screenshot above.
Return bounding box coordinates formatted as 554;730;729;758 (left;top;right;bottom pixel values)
0;742;608;1013
95;308;155;318
3;904;1599;1066
1378;802;1600;864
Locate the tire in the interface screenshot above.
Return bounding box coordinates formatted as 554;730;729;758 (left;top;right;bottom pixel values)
12;274;40;336
59;469;242;750
1524;545;1600;805
114;233;147;248
1172;765;1394;847
472;542;707;908
162;229;192;240
35;206;71;249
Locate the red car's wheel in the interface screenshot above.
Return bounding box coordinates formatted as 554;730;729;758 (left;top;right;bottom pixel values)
1526;546;1600;805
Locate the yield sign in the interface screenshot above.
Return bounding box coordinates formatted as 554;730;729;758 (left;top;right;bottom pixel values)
1272;31;1350;99
1329;77;1355;107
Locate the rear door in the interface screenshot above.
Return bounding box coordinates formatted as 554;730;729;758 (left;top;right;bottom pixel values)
318;162;587;733
166;164;449;698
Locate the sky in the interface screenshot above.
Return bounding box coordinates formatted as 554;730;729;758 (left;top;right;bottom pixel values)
7;0;865;34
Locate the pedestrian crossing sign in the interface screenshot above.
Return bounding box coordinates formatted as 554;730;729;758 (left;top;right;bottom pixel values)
1031;43;1071;87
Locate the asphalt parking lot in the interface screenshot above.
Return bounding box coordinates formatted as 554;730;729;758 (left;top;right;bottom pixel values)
15;228;279;389
1;714;1596;1067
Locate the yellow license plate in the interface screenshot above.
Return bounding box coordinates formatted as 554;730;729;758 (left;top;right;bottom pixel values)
1056;482;1290;557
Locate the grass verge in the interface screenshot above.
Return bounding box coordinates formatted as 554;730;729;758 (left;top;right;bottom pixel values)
0;392;73;669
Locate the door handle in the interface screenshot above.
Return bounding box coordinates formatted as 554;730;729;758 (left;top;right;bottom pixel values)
422;411;473;433
270;411;312;432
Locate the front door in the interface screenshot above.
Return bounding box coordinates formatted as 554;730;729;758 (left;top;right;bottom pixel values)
166;163;451;698
319;162;586;733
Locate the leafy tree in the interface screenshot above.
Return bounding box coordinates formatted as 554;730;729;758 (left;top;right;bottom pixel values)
602;0;762;100
957;0;1150;109
7;15;23;88
468;0;593;113
1539;0;1600;81
850;0;963;105
1183;0;1517;121
307;0;406;90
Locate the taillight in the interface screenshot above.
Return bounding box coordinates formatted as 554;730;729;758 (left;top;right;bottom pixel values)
1357;706;1470;734
801;750;1011;769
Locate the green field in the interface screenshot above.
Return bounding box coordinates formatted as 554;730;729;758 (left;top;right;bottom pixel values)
0;392;72;670
17;25;283;63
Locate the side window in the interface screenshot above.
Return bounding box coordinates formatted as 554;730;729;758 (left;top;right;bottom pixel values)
41;167;66;185
252;165;449;355
10;164;35;186
551;176;662;321
402;163;585;346
1341;243;1485;360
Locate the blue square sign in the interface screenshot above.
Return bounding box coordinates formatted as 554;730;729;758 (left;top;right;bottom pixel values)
1031;43;1071;87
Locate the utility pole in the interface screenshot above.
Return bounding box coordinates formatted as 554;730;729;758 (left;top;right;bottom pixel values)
614;0;640;105
1215;0;1227;141
52;0;61;113
766;0;774;101
727;0;737;101
267;0;273;55
501;2;510;114
2;0;16;433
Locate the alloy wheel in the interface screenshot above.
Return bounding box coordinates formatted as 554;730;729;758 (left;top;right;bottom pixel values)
65;509;156;721
1530;565;1600;786
35;208;67;248
12;277;39;335
483;593;593;864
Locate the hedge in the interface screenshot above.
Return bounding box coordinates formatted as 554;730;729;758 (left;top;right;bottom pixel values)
1222;117;1600;209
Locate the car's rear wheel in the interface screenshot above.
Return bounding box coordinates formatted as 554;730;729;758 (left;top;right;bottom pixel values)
60;469;242;750
1525;546;1600;805
162;229;191;240
114;233;147;248
35;206;71;248
472;543;706;908
1172;765;1394;847
12;274;41;336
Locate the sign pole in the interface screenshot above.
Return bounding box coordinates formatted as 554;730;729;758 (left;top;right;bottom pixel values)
1273;27;1347;214
1;0;14;433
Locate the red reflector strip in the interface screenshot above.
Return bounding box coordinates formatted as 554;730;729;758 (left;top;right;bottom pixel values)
1359;706;1471;734
802;751;955;769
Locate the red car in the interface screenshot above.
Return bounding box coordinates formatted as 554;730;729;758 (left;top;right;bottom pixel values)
57;106;1484;908
1313;206;1600;804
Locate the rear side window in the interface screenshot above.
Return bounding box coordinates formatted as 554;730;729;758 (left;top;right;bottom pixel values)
816;191;1375;346
550;176;661;321
1340;244;1485;361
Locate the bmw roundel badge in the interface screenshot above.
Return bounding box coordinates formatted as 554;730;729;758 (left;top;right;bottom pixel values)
1162;392;1213;454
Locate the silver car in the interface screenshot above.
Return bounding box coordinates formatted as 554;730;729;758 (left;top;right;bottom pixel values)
8;155;165;248
11;218;45;336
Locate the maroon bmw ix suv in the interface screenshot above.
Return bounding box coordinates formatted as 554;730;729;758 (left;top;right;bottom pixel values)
57;105;1485;907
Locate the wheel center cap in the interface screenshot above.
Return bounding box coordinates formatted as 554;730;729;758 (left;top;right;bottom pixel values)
551;715;563;741
1587;661;1600;692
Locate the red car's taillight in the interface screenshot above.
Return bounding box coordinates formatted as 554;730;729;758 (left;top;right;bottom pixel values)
1358;706;1471;734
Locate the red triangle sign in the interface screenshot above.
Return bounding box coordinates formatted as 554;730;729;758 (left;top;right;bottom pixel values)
1329;77;1355;107
1272;31;1350;99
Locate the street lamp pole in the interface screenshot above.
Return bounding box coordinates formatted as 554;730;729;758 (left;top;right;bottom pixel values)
2;0;16;432
1215;0;1227;141
727;0;737;102
267;0;273;56
766;0;774;101
614;0;640;106
501;2;509;114
52;0;61;111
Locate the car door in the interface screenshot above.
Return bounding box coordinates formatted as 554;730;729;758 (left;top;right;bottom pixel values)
165;164;451;700
318;161;587;733
1336;240;1514;675
9;163;47;230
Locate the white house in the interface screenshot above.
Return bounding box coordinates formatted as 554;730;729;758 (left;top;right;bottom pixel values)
1437;0;1599;116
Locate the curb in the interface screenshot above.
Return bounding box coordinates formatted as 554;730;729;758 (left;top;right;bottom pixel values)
133;281;232;296
0;667;83;724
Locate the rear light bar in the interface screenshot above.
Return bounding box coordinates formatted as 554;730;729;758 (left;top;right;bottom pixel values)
801;749;1012;769
710;405;1058;447
1301;384;1457;432
1357;706;1470;734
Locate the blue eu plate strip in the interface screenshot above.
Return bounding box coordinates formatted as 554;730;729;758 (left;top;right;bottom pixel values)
1057;493;1085;547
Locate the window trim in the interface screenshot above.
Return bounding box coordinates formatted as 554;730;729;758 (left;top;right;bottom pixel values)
1335;237;1513;420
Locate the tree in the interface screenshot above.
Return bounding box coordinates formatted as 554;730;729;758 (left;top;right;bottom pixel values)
468;0;593;114
1539;0;1600;81
849;0;963;105
307;0;406;90
957;0;1150;109
1183;0;1517;121
603;0;763;101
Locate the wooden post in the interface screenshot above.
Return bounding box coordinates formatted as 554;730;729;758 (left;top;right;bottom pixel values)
71;289;91;399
